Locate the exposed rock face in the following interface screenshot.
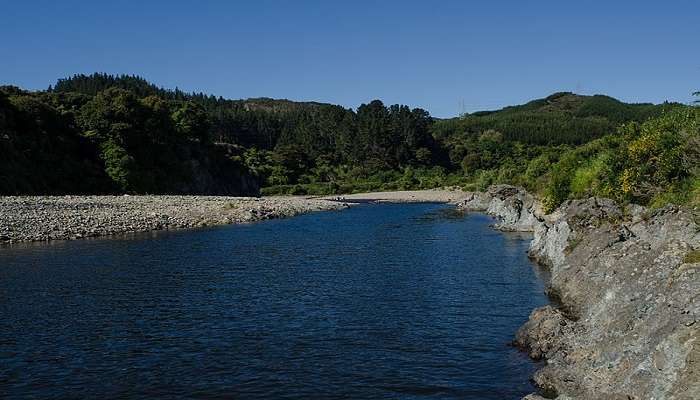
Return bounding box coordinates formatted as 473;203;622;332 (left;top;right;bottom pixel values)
463;185;700;400
460;185;543;232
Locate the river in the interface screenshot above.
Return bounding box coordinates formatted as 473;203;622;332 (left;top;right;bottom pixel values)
0;203;548;399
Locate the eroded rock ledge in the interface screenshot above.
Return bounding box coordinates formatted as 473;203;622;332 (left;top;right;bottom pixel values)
460;185;700;400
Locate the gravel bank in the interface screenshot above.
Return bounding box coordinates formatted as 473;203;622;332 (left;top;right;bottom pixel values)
0;189;469;243
0;195;349;243
320;189;470;204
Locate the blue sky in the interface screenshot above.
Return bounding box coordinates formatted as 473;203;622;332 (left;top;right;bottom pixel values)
2;0;698;117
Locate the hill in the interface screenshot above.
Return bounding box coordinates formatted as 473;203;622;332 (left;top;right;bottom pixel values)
0;85;258;195
432;92;682;145
3;73;695;204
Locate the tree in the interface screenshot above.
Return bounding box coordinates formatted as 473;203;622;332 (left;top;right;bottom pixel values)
77;87;143;144
172;101;209;142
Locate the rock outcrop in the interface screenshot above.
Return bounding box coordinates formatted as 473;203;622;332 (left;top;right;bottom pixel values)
461;185;700;400
460;185;543;232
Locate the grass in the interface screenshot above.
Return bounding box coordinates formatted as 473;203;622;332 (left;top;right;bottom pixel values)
683;250;700;264
564;237;583;254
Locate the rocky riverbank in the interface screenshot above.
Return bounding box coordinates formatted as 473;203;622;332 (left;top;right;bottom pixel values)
0;189;467;244
460;185;699;400
0;195;349;243
320;189;470;204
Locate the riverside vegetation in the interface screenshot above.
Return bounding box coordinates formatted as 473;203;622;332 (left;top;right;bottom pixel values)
3;73;699;215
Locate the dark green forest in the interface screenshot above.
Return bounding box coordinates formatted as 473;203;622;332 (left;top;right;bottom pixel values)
2;73;698;211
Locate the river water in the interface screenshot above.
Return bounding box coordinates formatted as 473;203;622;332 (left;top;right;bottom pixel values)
0;203;547;399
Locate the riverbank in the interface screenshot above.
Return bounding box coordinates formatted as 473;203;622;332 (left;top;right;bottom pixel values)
461;185;699;399
0;189;468;243
320;189;470;204
0;195;350;243
3;187;696;398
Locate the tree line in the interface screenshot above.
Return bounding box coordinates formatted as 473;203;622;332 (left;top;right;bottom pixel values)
2;73;694;208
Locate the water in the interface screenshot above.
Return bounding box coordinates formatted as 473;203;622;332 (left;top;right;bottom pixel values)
0;203;547;399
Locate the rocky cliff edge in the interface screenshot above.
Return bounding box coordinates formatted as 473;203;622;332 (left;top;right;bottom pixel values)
459;185;699;400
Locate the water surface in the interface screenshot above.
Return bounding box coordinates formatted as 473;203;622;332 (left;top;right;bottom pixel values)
0;203;547;399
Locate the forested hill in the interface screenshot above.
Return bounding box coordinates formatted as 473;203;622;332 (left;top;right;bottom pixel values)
0;84;259;196
52;73;333;114
433;91;681;145
2;73;694;206
50;73;343;149
53;74;679;150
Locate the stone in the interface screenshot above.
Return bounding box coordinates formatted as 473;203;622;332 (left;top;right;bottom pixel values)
469;186;700;399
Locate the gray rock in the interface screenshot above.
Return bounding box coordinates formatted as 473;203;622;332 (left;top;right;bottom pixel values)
458;186;698;398
475;188;700;400
459;191;492;211
522;394;549;400
459;185;543;232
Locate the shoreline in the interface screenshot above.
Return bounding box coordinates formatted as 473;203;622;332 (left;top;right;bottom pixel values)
0;195;347;244
460;185;699;399
319;189;470;204
0;189;468;244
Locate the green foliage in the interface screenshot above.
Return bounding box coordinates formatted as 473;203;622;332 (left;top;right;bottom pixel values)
569;155;608;198
54;74;440;175
0;87;113;194
537;108;700;212
541;137;622;211
6;73;698;207
521;149;565;191
0;85;257;195
53;73;187;99
574;94;672;123
683;250;700;264
100;140;136;191
433;92;681;146
618;109;700;203
171;101;209;142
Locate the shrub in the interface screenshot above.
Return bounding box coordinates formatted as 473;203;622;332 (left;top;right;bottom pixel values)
100;140;137;191
619;108;700;203
683;250;700;264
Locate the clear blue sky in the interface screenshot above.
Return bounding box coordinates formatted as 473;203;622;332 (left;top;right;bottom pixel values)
2;0;698;117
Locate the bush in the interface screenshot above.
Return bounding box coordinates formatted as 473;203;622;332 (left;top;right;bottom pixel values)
569;155;607;198
619;108;700;203
100;140;137;191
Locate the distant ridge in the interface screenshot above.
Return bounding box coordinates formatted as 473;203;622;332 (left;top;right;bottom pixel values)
434;92;682;145
51;73;337;112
